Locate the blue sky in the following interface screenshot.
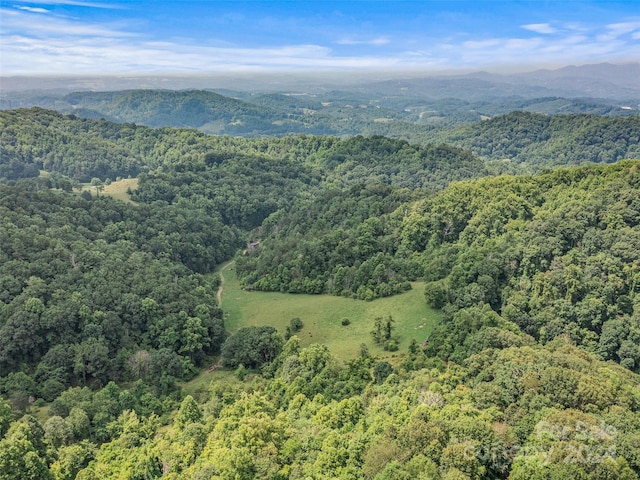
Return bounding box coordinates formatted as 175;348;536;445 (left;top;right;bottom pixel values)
1;1;639;75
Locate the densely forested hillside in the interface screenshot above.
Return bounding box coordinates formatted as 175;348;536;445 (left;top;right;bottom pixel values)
0;107;483;184
239;161;640;373
423;111;640;170
0;108;487;397
0;186;238;401
61;90;322;136
416;163;640;369
2;88;638;140
72;341;638;479
2;106;640;479
3;108;636;186
234;137;486;299
2;335;639;479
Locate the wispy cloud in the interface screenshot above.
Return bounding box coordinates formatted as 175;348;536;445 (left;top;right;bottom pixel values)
0;33;407;74
1;7;136;37
463;39;502;49
12;0;123;8
597;20;640;41
15;6;50;13
606;20;640;36
1;3;639;75
454;30;634;68
522;23;557;34
336;36;390;46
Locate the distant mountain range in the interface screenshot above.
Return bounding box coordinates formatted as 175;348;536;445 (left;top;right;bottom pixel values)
356;63;640;101
0;63;637;138
2;62;638;100
466;63;640;99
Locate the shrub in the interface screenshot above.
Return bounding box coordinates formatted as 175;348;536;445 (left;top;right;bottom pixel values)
221;326;283;369
289;317;304;332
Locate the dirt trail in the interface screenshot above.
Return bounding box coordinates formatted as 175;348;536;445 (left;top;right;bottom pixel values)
216;260;234;306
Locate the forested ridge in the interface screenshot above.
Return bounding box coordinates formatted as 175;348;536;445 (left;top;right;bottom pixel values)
1;105;640;479
2;108;638;184
238;161;640;372
423;111;640;170
1;107;480;184
2;88;638;140
0;186;235;390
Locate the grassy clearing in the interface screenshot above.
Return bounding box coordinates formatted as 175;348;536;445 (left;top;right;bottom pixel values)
79;178;139;204
30;404;51;425
103;178;139;203
180;368;234;399
218;261;441;361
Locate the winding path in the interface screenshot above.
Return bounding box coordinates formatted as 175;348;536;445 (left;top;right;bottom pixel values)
216;260;234;306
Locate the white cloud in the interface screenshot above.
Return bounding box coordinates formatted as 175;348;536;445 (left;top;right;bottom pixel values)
463;39;501;49
15;6;50;13
504;38;544;50
1;6;639;75
0;35;407;74
595;21;640;42
336;36;390;46
606;21;640;36
522;23;557;34
404;50;431;57
1;7;137;37
12;0;123;8
563;22;588;33
563;35;589;44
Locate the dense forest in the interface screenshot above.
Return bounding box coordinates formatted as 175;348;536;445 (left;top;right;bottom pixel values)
423;111;640;171
1;105;640;479
238;162;640;371
1;107;481;184
2;88;638;139
2;108;638;187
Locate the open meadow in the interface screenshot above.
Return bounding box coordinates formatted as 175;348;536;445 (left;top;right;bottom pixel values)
79;177;139;204
218;260;441;361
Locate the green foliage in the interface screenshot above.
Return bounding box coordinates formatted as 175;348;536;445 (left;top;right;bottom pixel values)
8;88;638;143
49;441;95;480
235;138;487;299
0;399;13;438
407;161;640;371
174;395;202;430
428;111;640;171
0;186;228;392
2;99;640;480
2;335;639;479
373;361;393;384
285;317;304;340
289;317;303;333
221;326;284;369
62;89;283;134
0;144;39;181
0;415;52;480
371;316;396;350
11;341;634;479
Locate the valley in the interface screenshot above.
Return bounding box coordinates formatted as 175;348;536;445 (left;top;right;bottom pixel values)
1;66;640;479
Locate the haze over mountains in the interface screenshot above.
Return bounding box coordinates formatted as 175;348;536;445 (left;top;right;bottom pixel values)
2;63;638;139
466;62;640;99
2;62;639;99
2;56;640;478
3;0;640;476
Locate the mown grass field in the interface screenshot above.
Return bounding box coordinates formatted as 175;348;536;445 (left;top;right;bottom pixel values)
79;177;139;204
218;260;441;361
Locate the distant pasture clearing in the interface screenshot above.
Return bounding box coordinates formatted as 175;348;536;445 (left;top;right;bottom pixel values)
218;261;441;361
